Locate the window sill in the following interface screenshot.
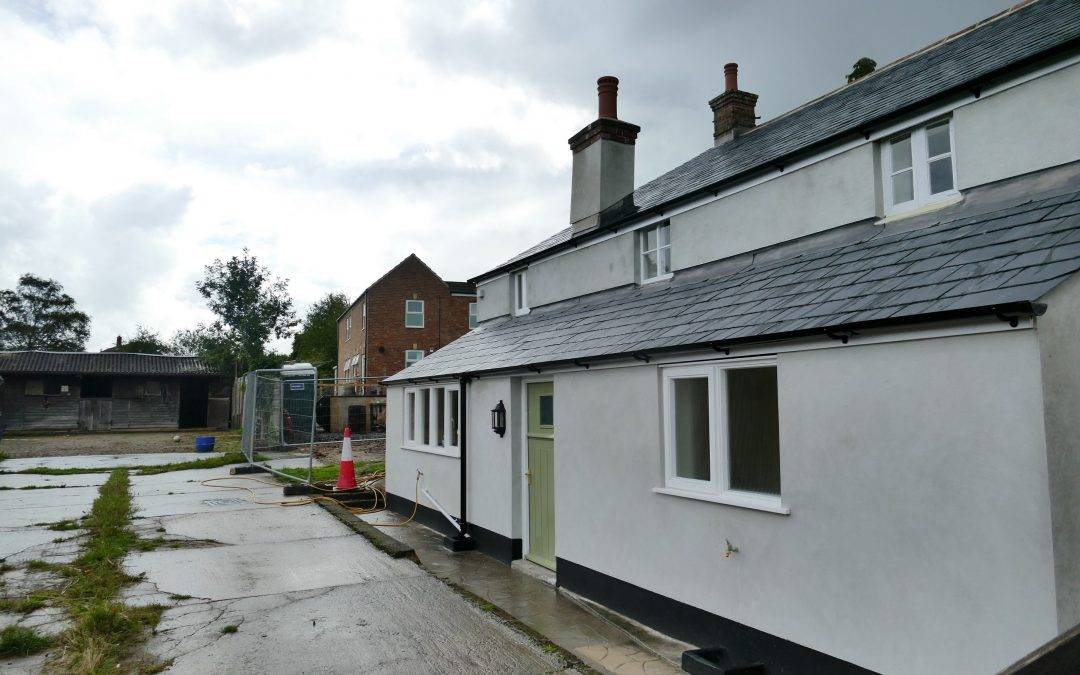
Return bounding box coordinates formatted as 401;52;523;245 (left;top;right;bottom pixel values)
881;192;962;222
652;486;790;515
401;444;460;458
405;325;425;329
640;272;674;286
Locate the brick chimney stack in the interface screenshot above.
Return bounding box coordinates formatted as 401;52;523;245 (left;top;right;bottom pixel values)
709;63;758;146
568;76;641;233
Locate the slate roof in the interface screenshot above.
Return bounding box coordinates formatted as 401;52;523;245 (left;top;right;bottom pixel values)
481;0;1080;279
0;351;216;377
387;177;1080;382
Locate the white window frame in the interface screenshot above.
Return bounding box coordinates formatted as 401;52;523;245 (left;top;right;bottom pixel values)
468;302;478;329
402;383;461;457
640;221;673;284
405;299;425;328
404;349;424;368
882;117;958;216
655;356;789;515
344;315;352;342
512;270;529;316
361;302;367;329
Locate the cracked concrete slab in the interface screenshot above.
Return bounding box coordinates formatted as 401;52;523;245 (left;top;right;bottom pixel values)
0;452;211;471
0;473;108;489
149;575;566;674
152;505;352;545
124;534;424;601
0;528;66;558
0;487;96;528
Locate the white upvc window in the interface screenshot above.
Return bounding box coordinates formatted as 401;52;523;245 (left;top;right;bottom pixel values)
404;349;424;368
403;383;461;456
656;356;787;514
640;221;672;283
883;118;957;215
344;316;352;341
468;302;478;329
512;269;529;315
405;299;425;328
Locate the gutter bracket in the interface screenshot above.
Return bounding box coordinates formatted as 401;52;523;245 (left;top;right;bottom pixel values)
711;343;730;355
527;365;543;374
572;359;590;370
826;329;856;345
632;353;651;363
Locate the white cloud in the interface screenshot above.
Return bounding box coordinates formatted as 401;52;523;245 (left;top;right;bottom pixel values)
0;0;1013;353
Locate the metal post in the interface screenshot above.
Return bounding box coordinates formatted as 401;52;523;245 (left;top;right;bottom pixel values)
444;374;475;552
307;368;317;484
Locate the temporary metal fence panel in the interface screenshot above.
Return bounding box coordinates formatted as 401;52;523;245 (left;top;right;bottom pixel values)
240;364;317;483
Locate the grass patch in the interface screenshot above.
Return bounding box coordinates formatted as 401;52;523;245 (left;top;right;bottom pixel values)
220;624;238;635
42;519;83;532
0;562;15;574
34;469;170;673
167;593;192;601
0;452;263;477
0;625;53;658
0;594;48;613
0;484;70;490
26;559;65;573
277;460;384;484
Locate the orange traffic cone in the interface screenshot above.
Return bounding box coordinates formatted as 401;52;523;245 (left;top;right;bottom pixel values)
335;427;358;491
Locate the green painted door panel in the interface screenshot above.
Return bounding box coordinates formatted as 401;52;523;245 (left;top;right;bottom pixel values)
526;382;555;570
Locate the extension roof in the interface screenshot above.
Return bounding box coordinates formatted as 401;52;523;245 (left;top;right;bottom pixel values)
480;0;1080;279
0;351;216;377
386;168;1080;382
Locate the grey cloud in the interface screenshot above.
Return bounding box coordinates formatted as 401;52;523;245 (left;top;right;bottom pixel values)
90;183;193;232
138;0;345;65
406;0;1014;185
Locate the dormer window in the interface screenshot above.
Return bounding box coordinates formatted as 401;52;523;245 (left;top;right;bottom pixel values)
883;118;957;215
512;270;529;315
640;221;672;283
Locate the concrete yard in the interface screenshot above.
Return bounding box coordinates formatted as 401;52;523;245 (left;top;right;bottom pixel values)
0;453;576;674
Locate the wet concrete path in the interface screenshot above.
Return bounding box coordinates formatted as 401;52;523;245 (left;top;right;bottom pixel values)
1;453;576;674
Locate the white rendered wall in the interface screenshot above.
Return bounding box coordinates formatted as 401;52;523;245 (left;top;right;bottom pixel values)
955;60;1080;190
477;276;510;322
553;329;1056;674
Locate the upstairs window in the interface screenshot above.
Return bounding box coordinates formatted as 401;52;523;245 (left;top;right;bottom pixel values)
361;302;367;329
468;302;478;329
405;299;425;328
344;316;352;341
640;221;672;283
512;270;529;315
404;349;425;368
403;383;461;456
884;118;957;215
658;357;786;514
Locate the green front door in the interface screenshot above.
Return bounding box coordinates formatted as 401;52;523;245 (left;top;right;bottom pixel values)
526;382;556;570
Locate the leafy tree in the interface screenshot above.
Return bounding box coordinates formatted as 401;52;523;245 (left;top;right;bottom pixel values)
846;57;877;84
194;249;297;374
170;324;234;374
291;292;349;374
0;274;91;351
111;326;170;354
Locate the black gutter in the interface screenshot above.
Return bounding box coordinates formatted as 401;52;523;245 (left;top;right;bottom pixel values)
444;374;476;552
387;301;1046;384
468;38;1080;286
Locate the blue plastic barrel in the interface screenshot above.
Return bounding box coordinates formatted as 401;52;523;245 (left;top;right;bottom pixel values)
194;436;216;453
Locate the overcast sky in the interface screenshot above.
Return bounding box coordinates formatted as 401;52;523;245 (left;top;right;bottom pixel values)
0;0;1013;352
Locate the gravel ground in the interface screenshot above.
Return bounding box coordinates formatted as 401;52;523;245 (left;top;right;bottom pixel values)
0;431;241;459
0;430;386;462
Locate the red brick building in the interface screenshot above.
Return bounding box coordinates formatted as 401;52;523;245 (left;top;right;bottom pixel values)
337;254;476;388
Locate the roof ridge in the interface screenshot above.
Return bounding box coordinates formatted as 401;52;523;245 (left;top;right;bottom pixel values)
0;350;194;357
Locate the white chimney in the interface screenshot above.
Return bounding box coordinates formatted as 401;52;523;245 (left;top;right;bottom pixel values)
568;76;640;233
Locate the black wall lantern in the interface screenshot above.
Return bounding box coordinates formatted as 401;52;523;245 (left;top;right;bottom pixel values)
490;400;506;437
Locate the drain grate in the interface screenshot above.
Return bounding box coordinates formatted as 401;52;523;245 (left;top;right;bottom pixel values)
201;498;247;506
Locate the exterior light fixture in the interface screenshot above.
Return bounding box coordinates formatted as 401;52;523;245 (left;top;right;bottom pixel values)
491;400;506;437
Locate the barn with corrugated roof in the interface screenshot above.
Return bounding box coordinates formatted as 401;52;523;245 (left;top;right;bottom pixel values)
0;351;231;432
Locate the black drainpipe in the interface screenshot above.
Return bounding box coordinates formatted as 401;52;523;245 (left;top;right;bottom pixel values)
445;374;476;552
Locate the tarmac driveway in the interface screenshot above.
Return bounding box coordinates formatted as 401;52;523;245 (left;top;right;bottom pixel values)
0;454;573;674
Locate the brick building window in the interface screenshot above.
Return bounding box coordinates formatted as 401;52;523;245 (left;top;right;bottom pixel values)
405;349;425;368
345;316;352;341
405;299;425;328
